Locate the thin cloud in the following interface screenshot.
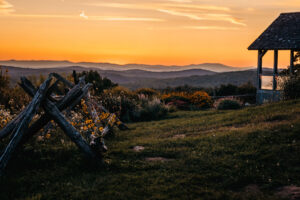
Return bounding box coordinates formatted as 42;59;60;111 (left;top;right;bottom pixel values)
157;8;246;26
1;10;163;22
86;2;230;12
157;9;203;20
166;0;193;3
88;16;164;22
148;25;240;31
5;13;76;19
83;1;241;26
80;11;88;19
0;0;14;14
84;3;150;10
184;26;240;30
162;3;230;12
203;13;246;26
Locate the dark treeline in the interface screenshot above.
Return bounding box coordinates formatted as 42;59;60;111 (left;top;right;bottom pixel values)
158;82;257;97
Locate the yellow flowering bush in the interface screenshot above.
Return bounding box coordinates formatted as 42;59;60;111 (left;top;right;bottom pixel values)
161;92;189;101
0;105;14;129
189;91;213;108
161;90;212;110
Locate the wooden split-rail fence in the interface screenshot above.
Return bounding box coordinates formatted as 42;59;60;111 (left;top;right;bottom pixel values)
0;73;128;176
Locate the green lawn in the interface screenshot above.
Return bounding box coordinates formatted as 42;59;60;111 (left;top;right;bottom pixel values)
1;100;300;200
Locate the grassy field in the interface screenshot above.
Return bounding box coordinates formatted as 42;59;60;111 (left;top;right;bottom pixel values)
0;100;300;200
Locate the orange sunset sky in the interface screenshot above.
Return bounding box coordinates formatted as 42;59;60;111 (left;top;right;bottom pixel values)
0;0;300;68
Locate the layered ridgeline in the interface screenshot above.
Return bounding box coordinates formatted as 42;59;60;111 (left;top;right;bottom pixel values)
0;60;252;72
0;60;255;89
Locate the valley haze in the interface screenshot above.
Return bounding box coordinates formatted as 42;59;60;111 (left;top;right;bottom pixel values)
0;60;253;72
1;60;256;89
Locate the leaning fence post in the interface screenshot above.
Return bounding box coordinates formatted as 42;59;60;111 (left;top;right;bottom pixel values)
0;76;52;175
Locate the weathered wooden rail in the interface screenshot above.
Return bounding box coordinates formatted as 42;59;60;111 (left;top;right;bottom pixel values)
0;73;128;176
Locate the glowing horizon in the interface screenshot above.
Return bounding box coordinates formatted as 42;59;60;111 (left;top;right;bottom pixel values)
1;0;300;68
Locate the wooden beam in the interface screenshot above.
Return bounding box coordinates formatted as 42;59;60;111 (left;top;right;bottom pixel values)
273;50;278;90
19;78;86;143
261;50;268;58
290;50;294;74
66;84;92;113
0;76;52;175
43;100;104;164
52;73;74;88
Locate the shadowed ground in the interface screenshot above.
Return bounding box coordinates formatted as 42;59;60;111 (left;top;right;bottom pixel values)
0;99;299;200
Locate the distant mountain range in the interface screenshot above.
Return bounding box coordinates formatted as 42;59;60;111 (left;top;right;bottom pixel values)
0;60;253;72
1;64;256;89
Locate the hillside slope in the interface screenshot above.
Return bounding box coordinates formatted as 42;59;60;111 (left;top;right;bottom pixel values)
4;66;215;86
125;70;256;89
3;66;254;89
0;100;299;199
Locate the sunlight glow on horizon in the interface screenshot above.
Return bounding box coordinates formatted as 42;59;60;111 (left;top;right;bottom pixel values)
0;0;300;68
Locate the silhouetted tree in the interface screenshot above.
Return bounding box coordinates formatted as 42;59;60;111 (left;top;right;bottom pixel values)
237;81;256;95
215;84;238;96
77;70;117;95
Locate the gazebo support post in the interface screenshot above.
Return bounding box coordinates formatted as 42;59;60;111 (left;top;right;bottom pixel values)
257;50;267;90
273;50;278;90
257;50;263;90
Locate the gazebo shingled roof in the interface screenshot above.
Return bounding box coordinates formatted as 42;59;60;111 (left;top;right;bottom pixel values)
248;12;300;50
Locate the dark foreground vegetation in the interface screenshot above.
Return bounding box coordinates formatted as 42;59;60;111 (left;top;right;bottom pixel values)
0;99;300;200
1;61;300;199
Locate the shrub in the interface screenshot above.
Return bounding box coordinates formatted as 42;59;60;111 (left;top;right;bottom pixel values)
166;100;190;110
282;75;300;100
215;84;238;96
161;85;212;95
100;87;168;122
136;97;168;121
0;67;30;113
189;91;212;109
135;88;159;98
162;92;190;110
281;64;300;100
215;98;242;110
100;87;138;122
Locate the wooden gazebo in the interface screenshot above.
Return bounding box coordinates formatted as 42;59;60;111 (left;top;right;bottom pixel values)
248;12;300;104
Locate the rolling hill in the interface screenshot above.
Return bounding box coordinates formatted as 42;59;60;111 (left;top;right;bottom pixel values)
2;66;216;85
2;65;256;89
